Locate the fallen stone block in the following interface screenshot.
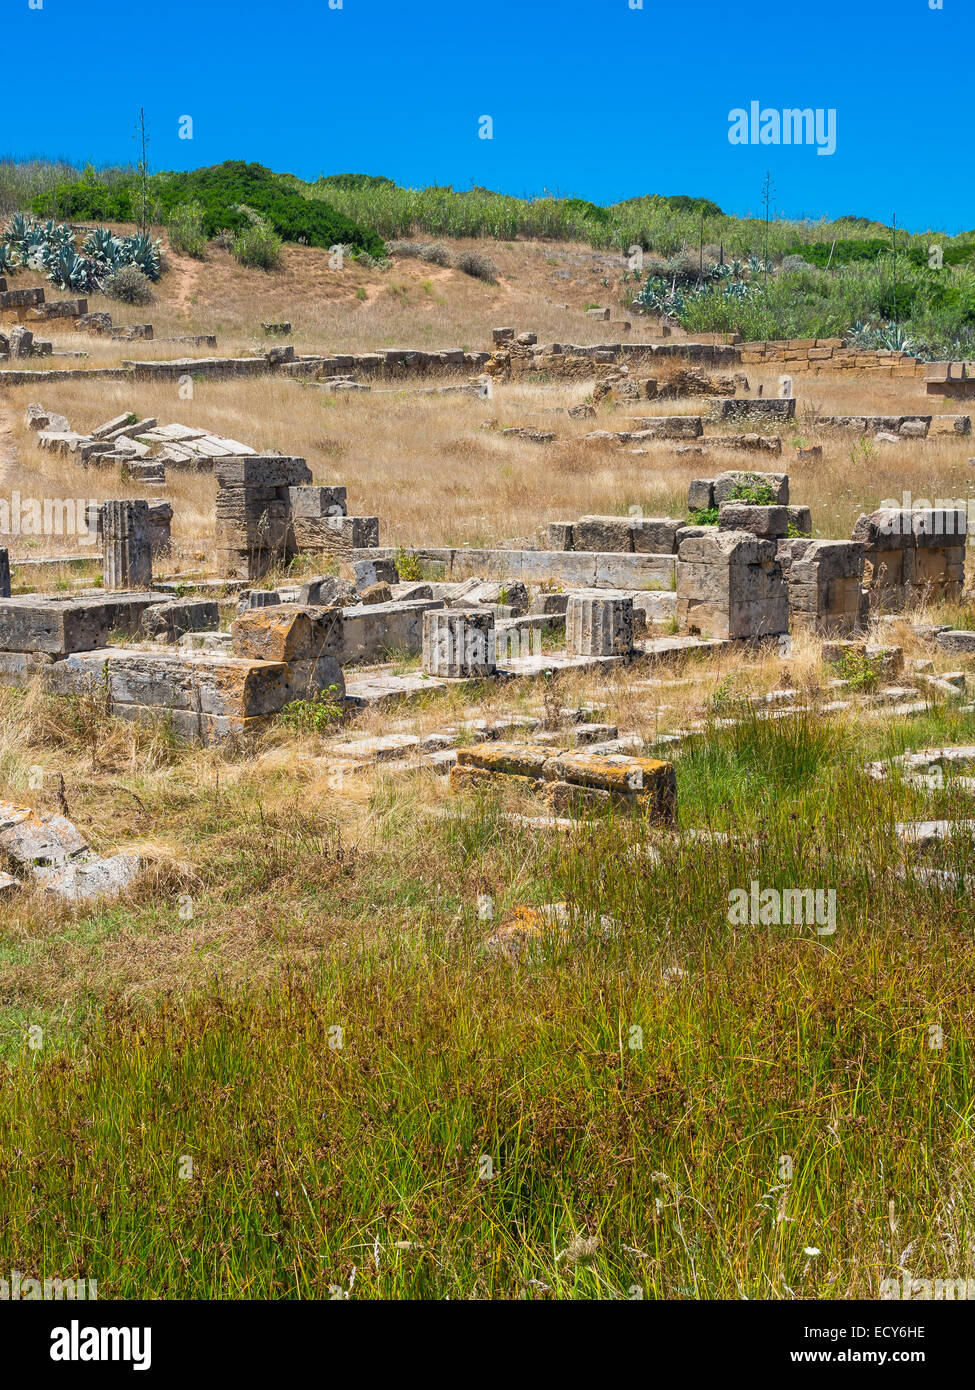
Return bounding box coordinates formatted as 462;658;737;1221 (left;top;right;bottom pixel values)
231;606;344;662
0;594;158;656
141;598;219;643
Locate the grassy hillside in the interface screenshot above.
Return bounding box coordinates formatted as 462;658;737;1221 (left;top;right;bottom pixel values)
4;157;975;355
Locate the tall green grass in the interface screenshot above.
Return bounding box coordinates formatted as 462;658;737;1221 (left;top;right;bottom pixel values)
3;708;975;1297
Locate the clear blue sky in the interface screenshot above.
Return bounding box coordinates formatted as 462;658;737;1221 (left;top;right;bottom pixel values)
5;0;969;233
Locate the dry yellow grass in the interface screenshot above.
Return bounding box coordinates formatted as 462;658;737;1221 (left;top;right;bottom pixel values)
3;232;971;565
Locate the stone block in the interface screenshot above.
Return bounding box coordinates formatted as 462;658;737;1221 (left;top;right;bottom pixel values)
718;503;790;539
422;608;497;677
712;471;790;505
565;592;634;656
141;598;219;643
231;606;344;662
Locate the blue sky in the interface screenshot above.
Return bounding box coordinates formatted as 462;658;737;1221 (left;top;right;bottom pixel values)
5;0;969;232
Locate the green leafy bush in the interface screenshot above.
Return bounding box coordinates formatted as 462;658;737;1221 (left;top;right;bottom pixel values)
30;181;135;222
231;217;282;270
279;686;345;733
166;201;208;258
728;478;777;505
152;162;384;256
102;264;154;304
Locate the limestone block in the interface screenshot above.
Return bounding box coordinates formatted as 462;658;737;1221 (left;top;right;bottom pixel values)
231;606;343;662
422;608;497;677
565;592;634;656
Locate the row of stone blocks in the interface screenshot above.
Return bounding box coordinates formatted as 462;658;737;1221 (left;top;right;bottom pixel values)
0;595;345;743
448;741;677;821
420;595;636;677
213;457;379;579
676;510;967;639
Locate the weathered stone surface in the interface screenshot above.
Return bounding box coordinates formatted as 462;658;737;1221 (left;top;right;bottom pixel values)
354;556;399;589
852;508;966;608
545;522;575;550
103;500;152;591
287;484;347;518
677;529;788;639
341;599;443;663
452;741;677;821
718;503;790;539
141;598;219;643
0;549;8;600
719;397;795;422
360;582;393;605
231;606;343;662
0;807;88;866
565;592;634;656
777;539;865;634
935;630;975;655
43;648;345;736
0;594;157;656
299;574;356;607
422;609;497;677
571;516;634;553
35;851;141;903
687;479;715;511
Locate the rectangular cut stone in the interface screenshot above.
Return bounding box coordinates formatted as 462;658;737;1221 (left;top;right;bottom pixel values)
573;517;635;552
677;529;787;639
287;485;348;517
0;595;157;656
340;599;444;662
231;606;344;661
718;503;789;539
43;648;344;726
719;398;795;421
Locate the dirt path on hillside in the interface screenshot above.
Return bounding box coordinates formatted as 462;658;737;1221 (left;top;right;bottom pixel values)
169;256;201;318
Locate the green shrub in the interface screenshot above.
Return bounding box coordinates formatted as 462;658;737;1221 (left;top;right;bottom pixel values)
31;181;134;223
231;220;282;270
688;506;719;526
279;686;344;733
166;201;207;258
728;478;777;506
152;161;384;257
101;263;154;304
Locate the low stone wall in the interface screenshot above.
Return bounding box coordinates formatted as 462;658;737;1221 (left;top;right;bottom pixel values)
364;546;677;590
817;414;970;437
448;740;677;820
851;507;967;609
739;339;925;377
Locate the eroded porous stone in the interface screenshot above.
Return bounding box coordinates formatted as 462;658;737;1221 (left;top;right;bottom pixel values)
0;594;158;656
102;500;152;591
565;592;634;657
231;606;343;662
422;609;497;677
851;507;966;610
141;598;219;643
777;539;866;634
677;530;788;640
448;741;677;822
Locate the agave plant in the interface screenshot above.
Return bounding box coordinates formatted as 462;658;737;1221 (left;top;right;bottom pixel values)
119;231;162;281
82;226;125;269
43;242;97;293
3;212;36;256
0;242;15;275
41;219;74;251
